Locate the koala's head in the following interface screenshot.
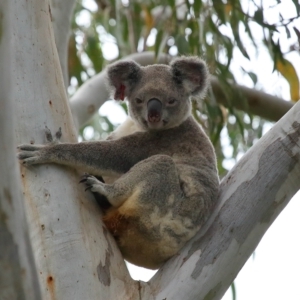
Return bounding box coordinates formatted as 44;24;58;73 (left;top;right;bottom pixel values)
107;56;209;131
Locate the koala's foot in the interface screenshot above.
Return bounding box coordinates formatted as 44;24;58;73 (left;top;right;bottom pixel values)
80;174;112;210
18;127;62;166
80;173;108;195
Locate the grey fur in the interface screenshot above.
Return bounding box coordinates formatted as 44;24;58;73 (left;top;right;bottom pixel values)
18;57;219;269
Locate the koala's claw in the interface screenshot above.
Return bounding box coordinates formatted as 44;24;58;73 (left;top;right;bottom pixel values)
79;174;95;191
80;174;106;195
18;149;40;159
17;126;62;166
79;173;89;183
17;145;44;166
45;126;62;143
45;126;53;142
17;144;43;151
55;127;62;141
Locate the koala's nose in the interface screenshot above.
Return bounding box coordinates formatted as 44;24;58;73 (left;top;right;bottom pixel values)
147;98;162;123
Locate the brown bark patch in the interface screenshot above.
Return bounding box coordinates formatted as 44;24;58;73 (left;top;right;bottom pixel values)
47;275;56;300
97;250;111;286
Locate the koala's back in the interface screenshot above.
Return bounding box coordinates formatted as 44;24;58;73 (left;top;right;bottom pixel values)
102;116;219;269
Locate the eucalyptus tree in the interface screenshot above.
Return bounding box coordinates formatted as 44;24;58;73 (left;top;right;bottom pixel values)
1;0;299;299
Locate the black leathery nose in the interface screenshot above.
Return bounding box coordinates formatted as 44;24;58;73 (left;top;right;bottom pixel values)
147;98;162;123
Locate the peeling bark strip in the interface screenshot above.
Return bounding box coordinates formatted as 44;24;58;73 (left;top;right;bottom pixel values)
97;250;111;286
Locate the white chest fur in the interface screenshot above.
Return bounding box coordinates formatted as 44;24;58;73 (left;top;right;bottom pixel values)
107;116;144;140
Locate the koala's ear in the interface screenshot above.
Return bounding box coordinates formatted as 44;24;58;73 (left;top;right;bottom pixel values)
170;57;209;97
107;60;141;100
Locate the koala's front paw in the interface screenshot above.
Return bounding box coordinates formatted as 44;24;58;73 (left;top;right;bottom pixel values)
79;173;107;195
17;144;46;166
17;127;62;166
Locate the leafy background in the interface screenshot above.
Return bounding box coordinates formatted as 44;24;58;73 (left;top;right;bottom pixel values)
68;0;299;180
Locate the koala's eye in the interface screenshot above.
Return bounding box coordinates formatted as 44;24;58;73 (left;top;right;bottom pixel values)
135;98;143;104
167;98;177;106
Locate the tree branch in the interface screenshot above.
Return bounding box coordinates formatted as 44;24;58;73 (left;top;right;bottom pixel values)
50;0;77;86
70;52;293;129
141;99;300;300
210;78;293;122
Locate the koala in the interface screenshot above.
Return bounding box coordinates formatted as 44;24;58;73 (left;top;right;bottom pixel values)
18;57;219;270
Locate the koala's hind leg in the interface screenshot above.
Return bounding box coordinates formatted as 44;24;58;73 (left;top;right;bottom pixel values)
81;154;182;209
82;175;112;210
81;174;131;207
95;155;188;268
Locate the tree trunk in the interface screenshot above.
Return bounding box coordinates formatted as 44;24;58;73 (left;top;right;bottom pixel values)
0;1;41;299
11;0;138;299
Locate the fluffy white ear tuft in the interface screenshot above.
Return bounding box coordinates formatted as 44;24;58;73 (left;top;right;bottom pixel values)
171;56;209;98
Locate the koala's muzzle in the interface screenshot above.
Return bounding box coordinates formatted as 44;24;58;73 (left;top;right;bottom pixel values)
147;98;162;123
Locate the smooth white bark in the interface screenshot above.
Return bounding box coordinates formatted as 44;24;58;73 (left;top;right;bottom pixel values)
0;1;41;299
12;0;138;299
141;99;300;300
50;0;76;86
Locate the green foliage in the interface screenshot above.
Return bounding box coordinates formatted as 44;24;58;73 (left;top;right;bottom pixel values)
69;0;300;177
230;282;236;300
